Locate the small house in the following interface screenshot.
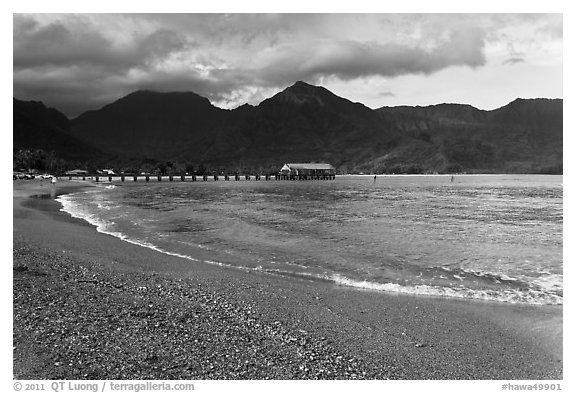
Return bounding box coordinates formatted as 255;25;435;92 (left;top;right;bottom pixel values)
97;169;116;175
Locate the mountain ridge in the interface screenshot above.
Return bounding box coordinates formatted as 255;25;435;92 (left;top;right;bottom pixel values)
13;98;107;161
13;82;563;174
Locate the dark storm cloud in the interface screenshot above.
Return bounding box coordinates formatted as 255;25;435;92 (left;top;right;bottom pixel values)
184;27;487;107
13;14;192;116
134;13;314;46
252;29;486;87
13;15;186;71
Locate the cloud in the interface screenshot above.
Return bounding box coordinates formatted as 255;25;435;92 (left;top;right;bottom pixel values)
536;14;563;39
378;91;396;97
502;57;525;65
13;15;186;72
248;27;486;87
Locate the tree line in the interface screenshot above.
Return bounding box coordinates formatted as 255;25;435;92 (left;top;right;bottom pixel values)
13;149;283;176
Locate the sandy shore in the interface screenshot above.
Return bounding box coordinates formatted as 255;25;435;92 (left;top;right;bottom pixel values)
13;179;563;379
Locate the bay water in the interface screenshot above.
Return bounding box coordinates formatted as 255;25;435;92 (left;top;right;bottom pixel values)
57;175;563;305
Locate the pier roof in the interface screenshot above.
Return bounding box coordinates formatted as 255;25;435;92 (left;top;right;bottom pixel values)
283;163;335;170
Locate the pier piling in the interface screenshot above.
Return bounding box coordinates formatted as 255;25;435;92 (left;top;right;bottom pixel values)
70;171;336;183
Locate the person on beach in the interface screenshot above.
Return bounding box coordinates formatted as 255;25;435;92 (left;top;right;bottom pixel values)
51;176;57;185
374;175;377;183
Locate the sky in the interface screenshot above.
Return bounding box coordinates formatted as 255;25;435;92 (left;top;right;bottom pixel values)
13;13;563;118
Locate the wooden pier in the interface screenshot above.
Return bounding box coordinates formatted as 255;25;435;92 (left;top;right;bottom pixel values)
67;174;336;182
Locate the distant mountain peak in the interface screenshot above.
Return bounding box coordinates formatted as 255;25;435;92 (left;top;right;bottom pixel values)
504;97;562;109
284;80;330;95
290;80;317;89
262;80;350;109
95;89;217;116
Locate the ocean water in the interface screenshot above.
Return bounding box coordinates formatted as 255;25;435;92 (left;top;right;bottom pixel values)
57;175;563;305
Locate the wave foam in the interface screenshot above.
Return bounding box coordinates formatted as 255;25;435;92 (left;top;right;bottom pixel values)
329;274;562;305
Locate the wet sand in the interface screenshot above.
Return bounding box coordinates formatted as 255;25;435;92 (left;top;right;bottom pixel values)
13;179;562;379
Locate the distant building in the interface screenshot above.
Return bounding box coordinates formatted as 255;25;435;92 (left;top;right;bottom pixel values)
97;169;116;175
64;169;88;176
280;163;336;176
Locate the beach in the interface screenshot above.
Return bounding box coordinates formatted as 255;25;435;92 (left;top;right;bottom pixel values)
13;179;563;380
